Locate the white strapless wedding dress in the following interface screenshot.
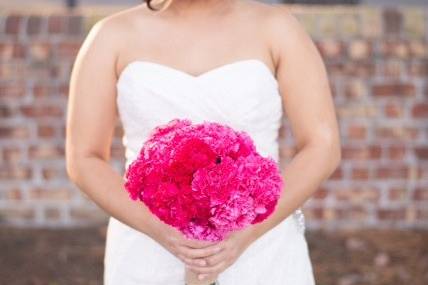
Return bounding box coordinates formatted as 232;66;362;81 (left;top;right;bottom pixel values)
105;58;316;285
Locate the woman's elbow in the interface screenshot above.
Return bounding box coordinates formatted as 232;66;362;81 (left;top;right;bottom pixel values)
65;152;81;184
325;133;342;175
65;144;86;185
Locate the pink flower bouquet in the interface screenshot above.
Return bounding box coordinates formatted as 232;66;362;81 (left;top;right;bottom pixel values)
123;118;284;284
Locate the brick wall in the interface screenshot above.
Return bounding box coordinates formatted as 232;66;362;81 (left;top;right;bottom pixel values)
0;5;427;229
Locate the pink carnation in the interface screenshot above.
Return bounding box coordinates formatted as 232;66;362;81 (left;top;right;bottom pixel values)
124;118;284;241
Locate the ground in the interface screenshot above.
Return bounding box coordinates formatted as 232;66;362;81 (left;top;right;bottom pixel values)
0;227;427;285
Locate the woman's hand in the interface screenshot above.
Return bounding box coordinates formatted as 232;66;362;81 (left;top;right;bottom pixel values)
182;226;257;280
149;221;223;267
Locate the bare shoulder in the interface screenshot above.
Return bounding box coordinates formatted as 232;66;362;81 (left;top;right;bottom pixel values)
237;1;312;63
264;3;311;45
82;5;153;56
237;0;298;27
76;4;158;79
95;4;157;29
264;4;319;71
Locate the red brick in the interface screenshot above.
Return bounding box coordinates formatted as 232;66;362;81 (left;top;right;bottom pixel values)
58;83;69;97
48;15;66;34
0;165;32;180
424;83;428;98
386;145;406;160
344;80;367;100
0;207;35;221
334;206;368;221
380;59;403;78
416;208;428;220
0;43;26;59
414;147;428;160
20;104;63;118
342;145;382;160
26;15;44;36
343;60;376;77
32;83;57;98
29;42;51;61
312;187;328;200
409;59;428;77
70;206;106;221
348;40;372;60
375;165;409;179
2;147;23;163
375;126;419;140
57;41;82;58
334;187;380;203
0;82;25;97
37;125;56;138
348;124;367;140
0;105;15;118
326;62;345;76
384;102;404;117
372;82;416;97
4;187;23;200
388;187;407;201
330;167;343;180
29;187;72;200
412;103;428;118
377;208;406;220
352;167;370;180
59;125;66;137
28;144;64;159
42;167;65;180
316;39;344;59
44;207;62;220
383;8;402;36
0;62;26;79
413;188;428;201
49;63;71;80
378;40;409;58
408;41;427;58
5;14;23;35
304;207;325;220
67;15;83;35
0;126;29;139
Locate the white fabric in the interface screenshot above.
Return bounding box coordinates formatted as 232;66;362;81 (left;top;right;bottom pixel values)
105;59;316;285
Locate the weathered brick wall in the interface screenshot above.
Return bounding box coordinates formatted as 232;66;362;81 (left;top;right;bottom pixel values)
0;5;427;229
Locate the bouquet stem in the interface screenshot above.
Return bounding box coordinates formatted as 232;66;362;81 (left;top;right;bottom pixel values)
185;267;218;285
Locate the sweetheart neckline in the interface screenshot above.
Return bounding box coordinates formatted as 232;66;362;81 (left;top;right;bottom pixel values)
116;58;279;87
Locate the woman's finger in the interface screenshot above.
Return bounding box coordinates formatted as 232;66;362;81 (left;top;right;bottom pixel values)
204;248;227;266
180;236;219;248
181;255;207;267
183;249;227;270
177;243;223;259
187;260;226;274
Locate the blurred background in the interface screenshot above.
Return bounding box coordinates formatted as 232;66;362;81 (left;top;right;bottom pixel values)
0;0;427;284
2;0;428;7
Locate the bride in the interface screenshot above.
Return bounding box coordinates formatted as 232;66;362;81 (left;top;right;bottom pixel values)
65;0;341;284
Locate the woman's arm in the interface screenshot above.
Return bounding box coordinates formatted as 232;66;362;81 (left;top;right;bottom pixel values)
65;17;218;257
249;6;342;241
65;17;160;237
184;6;342;278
